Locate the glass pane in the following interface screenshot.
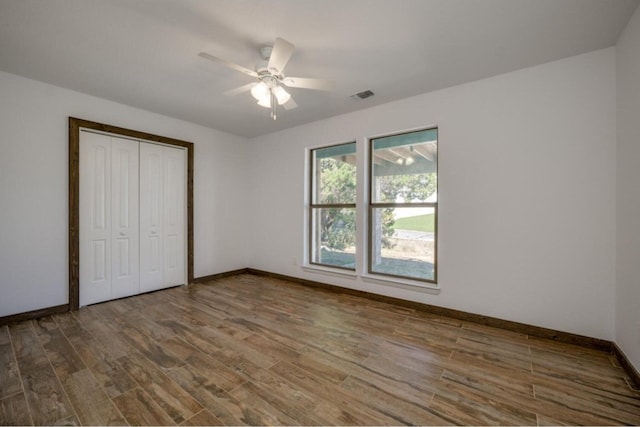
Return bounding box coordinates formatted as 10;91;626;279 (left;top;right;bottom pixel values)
312;143;357;205
371;129;437;204
311;207;356;269
370;207;435;281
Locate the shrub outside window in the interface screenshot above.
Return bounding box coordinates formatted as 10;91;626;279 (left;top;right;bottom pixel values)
309;142;357;270
369;128;438;282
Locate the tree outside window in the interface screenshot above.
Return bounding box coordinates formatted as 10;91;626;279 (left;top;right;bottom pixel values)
370;128;438;282
309;143;357;269
309;128;438;283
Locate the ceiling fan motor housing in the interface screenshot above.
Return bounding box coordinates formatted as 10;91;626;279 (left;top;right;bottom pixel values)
257;45;284;78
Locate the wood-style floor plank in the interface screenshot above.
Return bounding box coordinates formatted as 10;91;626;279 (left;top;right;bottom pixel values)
118;351;202;424
0;326;22;400
268;360;399;425
340;375;449;425
1;273;639;426
0;392;32;425
180;408;223;426
159;336;247;392
112;387;174;426
166;364;284;426
9;321;74;425
34;317;87;381
60;368;125;426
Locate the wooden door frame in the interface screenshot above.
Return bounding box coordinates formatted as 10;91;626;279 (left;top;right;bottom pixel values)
69;117;194;310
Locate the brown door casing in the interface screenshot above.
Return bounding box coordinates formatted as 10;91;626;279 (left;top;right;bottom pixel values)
69;117;194;310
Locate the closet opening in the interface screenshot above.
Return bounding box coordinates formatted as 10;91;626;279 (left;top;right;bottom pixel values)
69;117;194;310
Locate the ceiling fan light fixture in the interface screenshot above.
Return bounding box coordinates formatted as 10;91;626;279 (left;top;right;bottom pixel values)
272;85;291;105
257;96;271;108
251;82;269;101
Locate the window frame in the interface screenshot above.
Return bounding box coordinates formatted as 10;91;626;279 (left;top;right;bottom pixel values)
308;141;357;271
367;127;438;284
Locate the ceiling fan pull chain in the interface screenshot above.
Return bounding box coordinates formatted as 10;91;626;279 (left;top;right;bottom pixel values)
271;90;277;120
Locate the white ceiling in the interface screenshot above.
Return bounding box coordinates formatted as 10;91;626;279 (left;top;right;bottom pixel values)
0;0;638;138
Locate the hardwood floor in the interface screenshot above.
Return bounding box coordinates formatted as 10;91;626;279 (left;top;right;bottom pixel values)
1;273;639;425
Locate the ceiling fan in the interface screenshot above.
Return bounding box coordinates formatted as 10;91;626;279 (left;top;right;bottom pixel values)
199;37;332;120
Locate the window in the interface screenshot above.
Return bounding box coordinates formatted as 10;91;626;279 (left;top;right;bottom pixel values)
309;142;357;270
369;128;438;282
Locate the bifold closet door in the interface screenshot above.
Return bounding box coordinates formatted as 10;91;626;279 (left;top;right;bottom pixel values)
139;143;185;292
162;146;186;286
79;132;139;306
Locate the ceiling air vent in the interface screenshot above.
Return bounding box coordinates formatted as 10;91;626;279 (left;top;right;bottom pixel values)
351;89;375;100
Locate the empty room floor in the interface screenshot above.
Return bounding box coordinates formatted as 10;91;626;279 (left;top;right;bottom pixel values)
1;273;639;425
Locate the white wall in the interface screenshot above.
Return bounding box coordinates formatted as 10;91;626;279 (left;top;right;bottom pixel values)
0;43;624;347
616;6;640;372
247;48;617;340
0;70;249;317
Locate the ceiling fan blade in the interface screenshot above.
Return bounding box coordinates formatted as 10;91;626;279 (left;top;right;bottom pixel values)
223;82;255;96
282;77;333;91
267;37;295;74
198;52;258;78
283;97;298;110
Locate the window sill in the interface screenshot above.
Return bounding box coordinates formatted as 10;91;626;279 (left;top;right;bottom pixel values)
302;265;440;294
361;274;441;294
301;264;358;279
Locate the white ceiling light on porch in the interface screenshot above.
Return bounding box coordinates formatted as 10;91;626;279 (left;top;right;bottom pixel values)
199;37;332;120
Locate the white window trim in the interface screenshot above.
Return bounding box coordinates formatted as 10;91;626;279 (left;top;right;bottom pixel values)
304;126;439;292
360;273;441;294
301;264;358;279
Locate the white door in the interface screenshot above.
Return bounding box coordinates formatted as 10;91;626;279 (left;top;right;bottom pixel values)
110;137;139;299
140;143;164;292
163;147;186;286
140;143;186;292
80;133;185;304
80;132;139;306
80;132;112;306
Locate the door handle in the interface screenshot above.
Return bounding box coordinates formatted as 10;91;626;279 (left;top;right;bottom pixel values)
119;232;125;237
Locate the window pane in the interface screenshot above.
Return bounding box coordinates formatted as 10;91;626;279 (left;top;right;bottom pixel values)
370;207;435;281
312;143;357;205
311;207;356;269
371;129;437;204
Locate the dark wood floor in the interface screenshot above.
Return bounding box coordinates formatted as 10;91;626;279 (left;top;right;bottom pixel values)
1;273;639;425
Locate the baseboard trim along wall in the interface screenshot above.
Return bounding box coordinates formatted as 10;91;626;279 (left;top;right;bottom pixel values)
244;268;640;389
2;267;638;389
245;269;610;349
0;269;247;325
0;304;69;326
193;268;250;284
613;343;640;391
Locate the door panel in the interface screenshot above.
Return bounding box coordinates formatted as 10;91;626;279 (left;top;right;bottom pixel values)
115;238;130;276
111;138;139;299
149;235;161;271
163;147;185;286
92;240;107;281
80;132;112;306
140;143;164;292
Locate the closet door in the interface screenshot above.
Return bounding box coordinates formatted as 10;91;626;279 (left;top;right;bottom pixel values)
110;138;139;299
80;132;139;306
140;143;165;292
140;143;186;291
163;147;186;286
80;132;112;306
